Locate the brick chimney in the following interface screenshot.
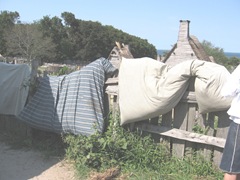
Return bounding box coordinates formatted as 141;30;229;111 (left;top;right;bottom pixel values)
177;20;190;46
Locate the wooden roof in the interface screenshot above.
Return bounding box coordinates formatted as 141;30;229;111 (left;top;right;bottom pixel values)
189;35;211;61
108;42;133;69
162;20;213;66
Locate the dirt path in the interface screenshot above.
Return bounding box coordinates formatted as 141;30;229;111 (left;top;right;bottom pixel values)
0;141;76;180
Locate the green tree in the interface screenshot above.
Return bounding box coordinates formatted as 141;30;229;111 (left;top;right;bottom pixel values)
61;11;157;61
202;40;240;71
5;23;56;63
201;40;228;65
3;11;157;63
0;11;19;55
61;12;83;60
39;16;67;61
227;56;240;72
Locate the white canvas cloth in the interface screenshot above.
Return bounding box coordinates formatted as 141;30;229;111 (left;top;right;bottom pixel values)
0;62;30;115
119;57;231;125
194;61;232;113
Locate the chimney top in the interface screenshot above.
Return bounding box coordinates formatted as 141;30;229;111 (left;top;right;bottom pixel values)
180;20;190;23
177;20;191;43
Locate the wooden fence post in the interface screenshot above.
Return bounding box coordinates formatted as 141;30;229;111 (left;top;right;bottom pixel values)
213;111;230;166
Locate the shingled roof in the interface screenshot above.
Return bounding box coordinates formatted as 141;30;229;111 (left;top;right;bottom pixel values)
108;42;133;69
162;20;213;67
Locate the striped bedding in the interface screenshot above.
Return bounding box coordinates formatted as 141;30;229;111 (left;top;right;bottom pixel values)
18;57;117;136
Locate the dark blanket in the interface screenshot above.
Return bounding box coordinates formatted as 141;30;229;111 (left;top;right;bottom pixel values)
18;57;117;136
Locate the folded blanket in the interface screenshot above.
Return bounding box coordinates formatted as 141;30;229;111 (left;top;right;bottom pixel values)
18;58;117;136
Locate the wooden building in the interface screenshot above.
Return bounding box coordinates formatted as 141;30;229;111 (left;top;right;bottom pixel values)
108;42;133;69
162;20;215;67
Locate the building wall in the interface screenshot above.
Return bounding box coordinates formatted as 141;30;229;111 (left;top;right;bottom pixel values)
165;42;197;68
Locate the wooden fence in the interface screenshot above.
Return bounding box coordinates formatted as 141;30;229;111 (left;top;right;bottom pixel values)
0;76;230;167
105;77;230;167
0;56;230;167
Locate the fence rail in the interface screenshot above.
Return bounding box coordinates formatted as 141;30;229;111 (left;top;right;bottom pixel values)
0;76;230;167
105;77;230;166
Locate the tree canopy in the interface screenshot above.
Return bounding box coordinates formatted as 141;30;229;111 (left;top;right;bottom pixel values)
0;11;19;55
5;23;56;63
201;40;240;71
0;11;157;63
1;11;239;68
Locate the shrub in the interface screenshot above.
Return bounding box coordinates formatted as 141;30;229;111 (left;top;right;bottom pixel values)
63;113;170;172
63;112;223;179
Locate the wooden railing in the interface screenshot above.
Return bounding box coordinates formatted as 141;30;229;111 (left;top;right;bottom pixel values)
0;74;230;167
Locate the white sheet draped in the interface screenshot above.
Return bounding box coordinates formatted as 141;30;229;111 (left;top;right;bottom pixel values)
119;57;232;125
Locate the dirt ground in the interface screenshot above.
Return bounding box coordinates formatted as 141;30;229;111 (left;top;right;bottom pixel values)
0;141;76;180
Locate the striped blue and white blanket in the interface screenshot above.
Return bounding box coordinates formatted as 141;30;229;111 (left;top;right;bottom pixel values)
18;57;117;136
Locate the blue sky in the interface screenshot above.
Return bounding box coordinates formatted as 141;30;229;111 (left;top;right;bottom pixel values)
1;0;240;52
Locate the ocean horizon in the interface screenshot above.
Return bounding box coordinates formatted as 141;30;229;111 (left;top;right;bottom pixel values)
157;50;240;58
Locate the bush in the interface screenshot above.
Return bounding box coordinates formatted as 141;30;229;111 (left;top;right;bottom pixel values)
63;113;170;172
63;112;223;179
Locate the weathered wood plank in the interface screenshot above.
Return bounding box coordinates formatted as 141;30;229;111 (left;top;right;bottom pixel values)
213;111;230;166
197;113;214;160
172;102;188;158
136;123;226;148
161;110;173;147
105;85;118;95
185;103;197;157
105;77;118;85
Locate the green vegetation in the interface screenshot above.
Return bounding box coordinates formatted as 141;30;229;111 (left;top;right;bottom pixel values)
1;113;224;179
0;10;157;64
1;11;239;71
1;10;235;180
63;113;223;179
202;40;240;71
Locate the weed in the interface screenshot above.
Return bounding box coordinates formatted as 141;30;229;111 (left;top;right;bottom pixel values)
63;112;224;179
0;112;223;179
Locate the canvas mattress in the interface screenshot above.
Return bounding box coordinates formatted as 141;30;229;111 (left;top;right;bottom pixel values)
119;57;232;125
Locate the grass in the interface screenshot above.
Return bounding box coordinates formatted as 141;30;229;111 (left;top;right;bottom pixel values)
62;113;224;180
